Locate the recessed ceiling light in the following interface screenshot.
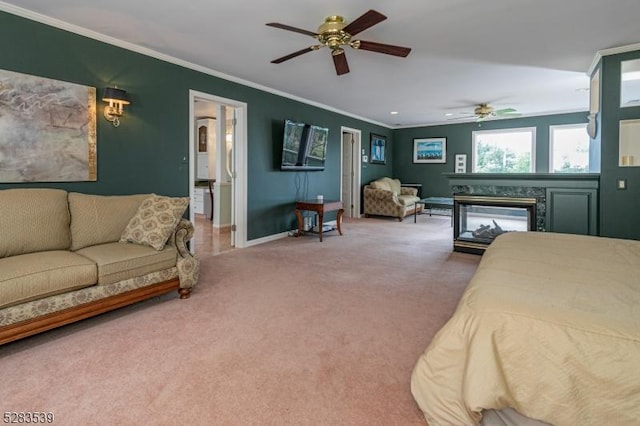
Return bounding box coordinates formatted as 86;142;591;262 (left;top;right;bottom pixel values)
444;112;454;117
390;111;399;115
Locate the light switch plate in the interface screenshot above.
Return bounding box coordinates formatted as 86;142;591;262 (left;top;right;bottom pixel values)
617;179;627;190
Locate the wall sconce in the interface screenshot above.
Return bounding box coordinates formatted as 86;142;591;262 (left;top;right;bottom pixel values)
102;87;130;127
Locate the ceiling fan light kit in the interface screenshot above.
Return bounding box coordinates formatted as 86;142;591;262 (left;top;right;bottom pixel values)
266;10;411;75
317;15;350;50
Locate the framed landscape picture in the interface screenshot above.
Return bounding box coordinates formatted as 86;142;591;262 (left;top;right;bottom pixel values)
413;137;446;163
370;133;386;164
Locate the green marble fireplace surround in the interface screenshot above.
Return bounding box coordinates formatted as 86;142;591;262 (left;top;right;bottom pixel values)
447;173;600;236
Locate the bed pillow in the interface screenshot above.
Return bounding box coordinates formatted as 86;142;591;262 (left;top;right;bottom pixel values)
119;194;189;250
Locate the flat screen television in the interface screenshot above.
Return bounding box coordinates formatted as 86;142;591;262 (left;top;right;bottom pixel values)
281;119;329;171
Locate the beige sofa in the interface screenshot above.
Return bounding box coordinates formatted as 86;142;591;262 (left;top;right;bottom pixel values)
0;188;199;345
363;177;423;221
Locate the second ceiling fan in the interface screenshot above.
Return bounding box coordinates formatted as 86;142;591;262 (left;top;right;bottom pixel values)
450;103;522;122
266;9;411;76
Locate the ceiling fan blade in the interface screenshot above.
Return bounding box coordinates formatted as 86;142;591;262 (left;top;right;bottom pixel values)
343;9;387;36
266;23;318;37
271;47;316;64
333;52;350;75
494;108;517;115
355;40;411;57
447;114;475;121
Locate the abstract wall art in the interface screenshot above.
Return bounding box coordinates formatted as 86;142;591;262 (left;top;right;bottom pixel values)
0;68;96;182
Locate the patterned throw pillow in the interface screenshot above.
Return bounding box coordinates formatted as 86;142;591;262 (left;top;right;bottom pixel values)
119;194;190;250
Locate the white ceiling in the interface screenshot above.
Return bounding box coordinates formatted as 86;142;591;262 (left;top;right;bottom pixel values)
3;0;640;127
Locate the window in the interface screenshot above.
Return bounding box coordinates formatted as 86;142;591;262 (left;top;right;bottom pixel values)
549;124;590;173
472;127;536;173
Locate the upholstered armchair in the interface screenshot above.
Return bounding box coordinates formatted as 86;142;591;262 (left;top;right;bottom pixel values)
363;177;423;221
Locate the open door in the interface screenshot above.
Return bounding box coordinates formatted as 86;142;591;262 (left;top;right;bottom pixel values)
341;127;362;218
228;106;237;247
189;90;247;254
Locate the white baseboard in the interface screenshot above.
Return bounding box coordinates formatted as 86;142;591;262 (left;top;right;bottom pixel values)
244;220;338;247
245;231;289;247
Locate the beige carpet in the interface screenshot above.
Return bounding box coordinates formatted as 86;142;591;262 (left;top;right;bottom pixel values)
0;215;480;425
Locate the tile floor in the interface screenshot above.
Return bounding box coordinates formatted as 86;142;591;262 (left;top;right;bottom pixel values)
193;214;234;257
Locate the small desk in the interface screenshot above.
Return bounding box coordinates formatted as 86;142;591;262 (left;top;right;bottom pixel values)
295;200;344;242
415;197;454;224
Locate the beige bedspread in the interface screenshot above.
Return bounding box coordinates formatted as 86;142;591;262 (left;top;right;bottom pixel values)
411;232;640;426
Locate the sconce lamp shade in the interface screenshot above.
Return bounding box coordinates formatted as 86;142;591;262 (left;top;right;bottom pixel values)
102;87;130;127
102;87;130;105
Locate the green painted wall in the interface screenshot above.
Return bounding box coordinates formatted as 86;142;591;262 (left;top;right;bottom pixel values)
0;11;391;240
391;112;589;197
8;10;635;241
598;51;640;239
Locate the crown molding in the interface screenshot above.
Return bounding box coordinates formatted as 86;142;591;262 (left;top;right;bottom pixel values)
0;2;391;129
587;42;640;76
391;108;589;130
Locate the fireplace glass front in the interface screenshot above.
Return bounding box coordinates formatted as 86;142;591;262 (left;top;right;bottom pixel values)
454;195;536;254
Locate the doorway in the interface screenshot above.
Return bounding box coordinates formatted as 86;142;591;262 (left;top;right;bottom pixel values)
189;90;248;255
341;127;362;218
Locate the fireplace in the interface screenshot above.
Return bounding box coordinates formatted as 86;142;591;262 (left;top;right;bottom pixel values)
453;195;537;254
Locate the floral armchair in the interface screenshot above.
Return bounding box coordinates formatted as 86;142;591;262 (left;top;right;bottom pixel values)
363;177;423;221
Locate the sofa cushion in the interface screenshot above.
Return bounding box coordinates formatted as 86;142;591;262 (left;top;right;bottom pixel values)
120;194;190;250
76;242;177;285
69;192;150;251
0;250;97;309
369;180;391;192
0;188;71;258
384;178;402;195
397;194;420;206
370;177;402;195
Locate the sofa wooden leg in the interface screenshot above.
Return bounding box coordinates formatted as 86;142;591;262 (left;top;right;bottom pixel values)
398;217;403;222
178;288;192;299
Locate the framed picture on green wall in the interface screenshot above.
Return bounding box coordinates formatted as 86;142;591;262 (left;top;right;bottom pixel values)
454;154;467;173
370;133;386;164
0;68;97;183
413;137;446;164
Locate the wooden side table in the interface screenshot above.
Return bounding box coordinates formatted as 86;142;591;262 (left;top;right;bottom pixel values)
295;200;344;242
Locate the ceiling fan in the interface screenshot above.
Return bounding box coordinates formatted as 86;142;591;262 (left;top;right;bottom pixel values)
266;9;411;76
450;103;522;121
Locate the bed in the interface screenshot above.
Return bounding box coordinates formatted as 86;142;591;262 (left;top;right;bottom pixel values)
411;231;640;426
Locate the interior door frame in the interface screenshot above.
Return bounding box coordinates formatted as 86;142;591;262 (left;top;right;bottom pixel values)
189;90;248;249
340;126;362;218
